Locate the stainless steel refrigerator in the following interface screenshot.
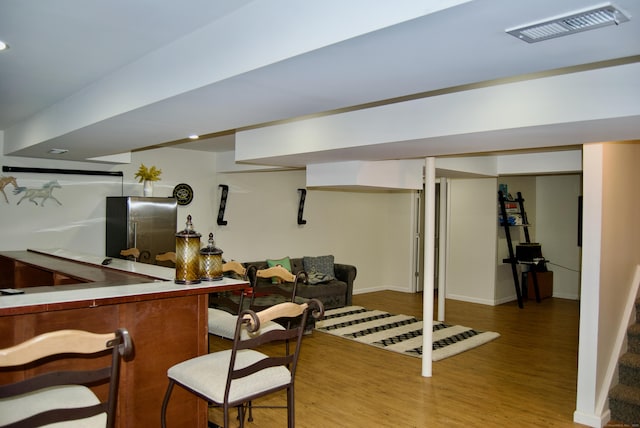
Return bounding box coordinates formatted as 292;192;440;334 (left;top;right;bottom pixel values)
105;197;177;265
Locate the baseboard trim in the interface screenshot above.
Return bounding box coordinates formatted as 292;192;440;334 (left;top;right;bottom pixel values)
553;292;580;300
353;288;580;306
445;293;500;306
356;291;518;307
353;285;412;295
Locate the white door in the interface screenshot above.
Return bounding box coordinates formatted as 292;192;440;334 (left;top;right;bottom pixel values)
414;182;442;292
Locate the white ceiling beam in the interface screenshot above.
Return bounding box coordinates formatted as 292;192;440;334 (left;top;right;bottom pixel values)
235;62;640;165
306;159;424;189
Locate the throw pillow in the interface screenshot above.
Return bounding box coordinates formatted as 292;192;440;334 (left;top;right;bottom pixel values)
307;271;332;285
303;255;335;284
266;256;292;284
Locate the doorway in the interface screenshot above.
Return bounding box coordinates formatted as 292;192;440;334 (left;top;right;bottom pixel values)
413;181;442;293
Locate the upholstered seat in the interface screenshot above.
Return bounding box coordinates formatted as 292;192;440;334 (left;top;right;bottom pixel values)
0;385;105;427
167;349;291;404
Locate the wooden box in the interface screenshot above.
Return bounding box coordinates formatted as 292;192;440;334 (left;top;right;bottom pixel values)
523;270;553;299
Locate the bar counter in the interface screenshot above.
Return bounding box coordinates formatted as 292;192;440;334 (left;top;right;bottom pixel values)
0;249;249;428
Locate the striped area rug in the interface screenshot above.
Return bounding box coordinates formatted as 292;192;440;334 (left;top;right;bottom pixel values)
315;306;500;361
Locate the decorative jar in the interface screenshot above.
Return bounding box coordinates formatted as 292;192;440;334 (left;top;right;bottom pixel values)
200;233;223;281
175;215;201;284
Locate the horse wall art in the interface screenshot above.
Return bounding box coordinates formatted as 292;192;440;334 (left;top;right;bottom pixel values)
13;180;63;206
0;176;18;203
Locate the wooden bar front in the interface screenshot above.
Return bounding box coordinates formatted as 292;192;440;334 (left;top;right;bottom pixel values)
0;251;248;427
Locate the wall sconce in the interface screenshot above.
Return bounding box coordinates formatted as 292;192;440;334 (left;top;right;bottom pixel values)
217;184;229;226
297;188;307;225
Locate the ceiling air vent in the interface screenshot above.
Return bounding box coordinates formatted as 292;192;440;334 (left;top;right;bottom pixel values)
506;4;630;43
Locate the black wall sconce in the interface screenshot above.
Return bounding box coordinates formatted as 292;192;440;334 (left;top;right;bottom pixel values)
297;188;307;225
217;184;229;226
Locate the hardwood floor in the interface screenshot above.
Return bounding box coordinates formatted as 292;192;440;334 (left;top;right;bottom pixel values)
208;291;587;427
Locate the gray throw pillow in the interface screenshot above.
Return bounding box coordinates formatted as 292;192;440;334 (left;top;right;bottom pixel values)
307;271;332;285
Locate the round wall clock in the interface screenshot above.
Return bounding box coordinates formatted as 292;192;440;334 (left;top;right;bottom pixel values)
173;183;194;206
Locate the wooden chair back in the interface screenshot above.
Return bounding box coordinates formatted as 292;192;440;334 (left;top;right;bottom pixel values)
249;267;308;312
120;248;140;261
222;260;246;277
0;328;133;428
255;265;296;283
155;251;176;264
209;264;256;318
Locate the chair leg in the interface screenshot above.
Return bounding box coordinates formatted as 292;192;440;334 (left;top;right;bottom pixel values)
288;386;295;428
247;400;254;422
223;404;229;428
161;380;175;428
237;405;245;428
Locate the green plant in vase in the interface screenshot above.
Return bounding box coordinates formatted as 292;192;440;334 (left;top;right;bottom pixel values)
134;164;161;197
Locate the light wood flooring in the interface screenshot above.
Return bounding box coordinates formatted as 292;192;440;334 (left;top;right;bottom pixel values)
208;290;588;427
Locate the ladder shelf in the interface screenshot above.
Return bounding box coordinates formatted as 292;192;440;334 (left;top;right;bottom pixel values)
498;190;542;309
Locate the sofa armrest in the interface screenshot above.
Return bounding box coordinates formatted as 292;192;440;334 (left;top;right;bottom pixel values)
333;263;357;306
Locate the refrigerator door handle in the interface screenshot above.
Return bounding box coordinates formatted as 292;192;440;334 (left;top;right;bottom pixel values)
133;222;137;249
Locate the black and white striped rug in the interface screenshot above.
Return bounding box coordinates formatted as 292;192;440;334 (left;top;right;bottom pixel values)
315;306;500;361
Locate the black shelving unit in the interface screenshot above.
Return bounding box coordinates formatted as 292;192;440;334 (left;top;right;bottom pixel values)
498;190;541;308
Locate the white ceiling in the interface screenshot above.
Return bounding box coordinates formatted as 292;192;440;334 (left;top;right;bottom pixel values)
1;0;639;166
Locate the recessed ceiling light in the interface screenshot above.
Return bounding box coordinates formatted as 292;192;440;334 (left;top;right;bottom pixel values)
48;148;69;155
0;40;8;51
188;134;199;140
506;4;630;43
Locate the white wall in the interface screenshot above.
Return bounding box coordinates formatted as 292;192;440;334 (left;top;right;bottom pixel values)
0;146;219;255
447;173;581;306
0;138;586;306
495;175;581;302
212;169;415;294
446;178;498;304
536;175;581;300
0;143;416;295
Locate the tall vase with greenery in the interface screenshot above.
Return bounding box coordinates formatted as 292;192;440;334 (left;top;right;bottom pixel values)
134;164;162;197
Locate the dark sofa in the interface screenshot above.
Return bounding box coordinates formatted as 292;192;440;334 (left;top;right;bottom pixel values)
243;257;356;310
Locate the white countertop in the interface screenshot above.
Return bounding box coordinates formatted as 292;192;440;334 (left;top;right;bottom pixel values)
0;248;247;312
0;278;246;310
32;248;176;280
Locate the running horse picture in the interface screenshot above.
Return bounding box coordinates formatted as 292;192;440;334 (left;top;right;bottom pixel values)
13;180;63;206
0;176;18;203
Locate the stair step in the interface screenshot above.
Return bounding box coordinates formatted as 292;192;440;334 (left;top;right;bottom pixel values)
609;384;640;425
630;323;640;354
619;352;640;386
